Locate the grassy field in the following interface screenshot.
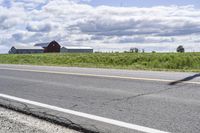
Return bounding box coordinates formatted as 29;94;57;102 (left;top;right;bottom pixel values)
0;52;200;72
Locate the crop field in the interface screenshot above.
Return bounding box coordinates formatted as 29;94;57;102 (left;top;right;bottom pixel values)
0;52;200;72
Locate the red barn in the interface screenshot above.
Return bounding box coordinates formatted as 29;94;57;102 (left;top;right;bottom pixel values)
34;40;60;53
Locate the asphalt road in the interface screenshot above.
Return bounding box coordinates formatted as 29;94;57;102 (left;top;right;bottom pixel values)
0;64;200;133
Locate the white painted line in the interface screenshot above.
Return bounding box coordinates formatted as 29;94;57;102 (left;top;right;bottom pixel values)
0;93;169;133
0;67;200;85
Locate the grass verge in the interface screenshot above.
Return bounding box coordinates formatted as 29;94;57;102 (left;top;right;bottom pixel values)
0;53;200;72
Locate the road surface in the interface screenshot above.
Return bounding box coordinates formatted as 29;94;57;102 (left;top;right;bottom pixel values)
0;64;200;133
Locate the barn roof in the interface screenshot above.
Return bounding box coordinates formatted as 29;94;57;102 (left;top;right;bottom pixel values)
13;46;43;50
34;40;58;47
62;46;93;50
34;42;50;47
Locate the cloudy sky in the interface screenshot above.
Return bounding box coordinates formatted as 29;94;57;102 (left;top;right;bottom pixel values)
0;0;200;53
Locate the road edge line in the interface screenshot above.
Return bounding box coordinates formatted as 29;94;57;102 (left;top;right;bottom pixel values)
0;93;169;133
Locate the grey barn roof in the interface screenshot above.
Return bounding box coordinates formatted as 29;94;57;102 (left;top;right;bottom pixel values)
62;46;93;50
13;46;43;50
34;42;50;47
34;40;59;47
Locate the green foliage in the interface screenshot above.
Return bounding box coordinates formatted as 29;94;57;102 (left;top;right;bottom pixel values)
0;52;200;71
177;45;185;53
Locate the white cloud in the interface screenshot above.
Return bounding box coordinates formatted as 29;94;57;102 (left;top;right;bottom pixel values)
0;0;200;53
26;22;52;32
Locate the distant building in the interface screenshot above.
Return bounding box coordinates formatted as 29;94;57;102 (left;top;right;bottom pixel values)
61;46;93;53
9;46;44;54
35;40;60;53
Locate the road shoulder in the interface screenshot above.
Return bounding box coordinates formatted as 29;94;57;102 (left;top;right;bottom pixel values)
0;107;79;133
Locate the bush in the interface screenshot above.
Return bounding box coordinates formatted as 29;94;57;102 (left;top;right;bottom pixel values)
177;45;185;53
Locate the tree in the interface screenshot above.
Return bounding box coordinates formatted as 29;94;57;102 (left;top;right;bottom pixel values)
130;48;139;53
177;45;185;53
142;49;145;53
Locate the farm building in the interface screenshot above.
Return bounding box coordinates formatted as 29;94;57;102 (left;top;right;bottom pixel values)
9;46;44;54
61;46;93;53
35;40;60;53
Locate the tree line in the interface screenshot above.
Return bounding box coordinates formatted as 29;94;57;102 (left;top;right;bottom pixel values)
128;45;185;53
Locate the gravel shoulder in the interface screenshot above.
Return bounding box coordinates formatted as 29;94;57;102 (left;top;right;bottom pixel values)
0;107;80;133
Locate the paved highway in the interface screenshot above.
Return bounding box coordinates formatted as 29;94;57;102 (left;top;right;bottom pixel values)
0;64;200;133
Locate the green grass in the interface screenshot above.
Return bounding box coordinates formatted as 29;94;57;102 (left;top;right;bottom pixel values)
0;52;200;72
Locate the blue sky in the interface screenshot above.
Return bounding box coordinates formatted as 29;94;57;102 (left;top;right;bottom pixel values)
84;0;200;8
1;0;200;53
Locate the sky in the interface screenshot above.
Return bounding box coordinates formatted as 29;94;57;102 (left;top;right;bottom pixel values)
85;0;200;8
0;0;200;53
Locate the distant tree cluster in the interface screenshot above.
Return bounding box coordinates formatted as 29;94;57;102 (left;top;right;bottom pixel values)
126;45;185;53
129;48;145;53
176;45;185;53
130;48;139;53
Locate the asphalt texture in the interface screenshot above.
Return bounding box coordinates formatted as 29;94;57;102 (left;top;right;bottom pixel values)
0;64;200;133
0;107;79;133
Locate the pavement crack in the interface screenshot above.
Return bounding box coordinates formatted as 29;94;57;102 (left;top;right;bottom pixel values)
0;99;100;133
102;84;186;105
69;104;78;109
